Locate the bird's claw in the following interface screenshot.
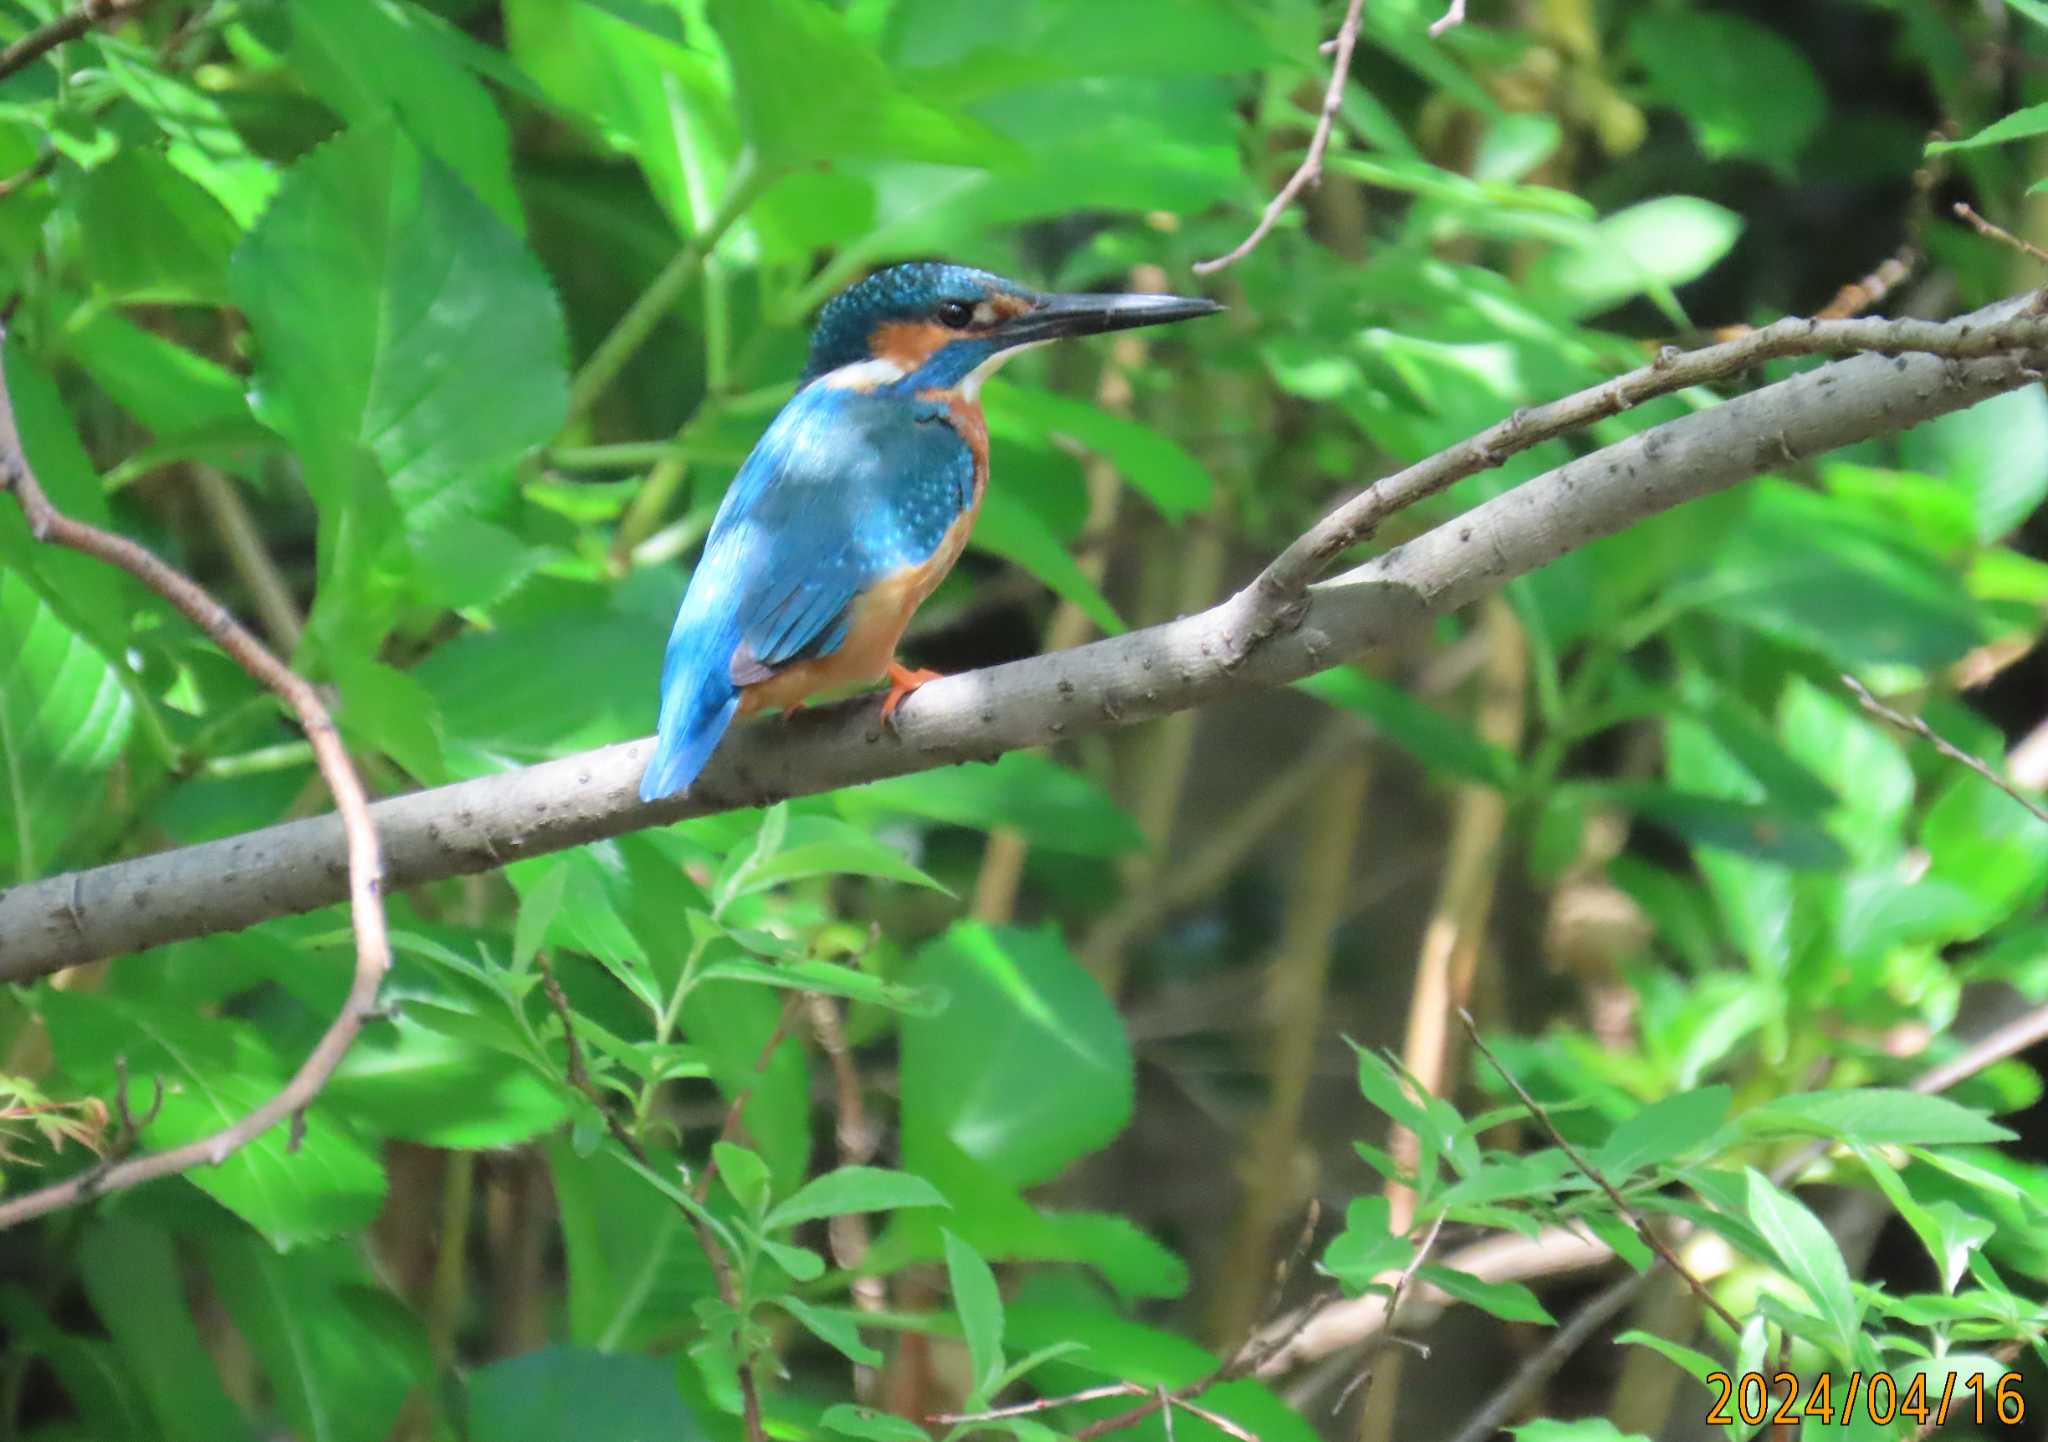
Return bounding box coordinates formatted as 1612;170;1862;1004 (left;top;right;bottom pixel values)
881;661;943;730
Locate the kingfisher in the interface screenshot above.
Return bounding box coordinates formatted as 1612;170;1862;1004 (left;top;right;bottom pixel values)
638;262;1220;801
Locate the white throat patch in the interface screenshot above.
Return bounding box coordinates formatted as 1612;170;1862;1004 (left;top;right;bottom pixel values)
819;356;909;392
960;338;1048;402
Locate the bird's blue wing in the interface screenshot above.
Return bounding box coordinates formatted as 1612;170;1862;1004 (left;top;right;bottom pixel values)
640;386;974;801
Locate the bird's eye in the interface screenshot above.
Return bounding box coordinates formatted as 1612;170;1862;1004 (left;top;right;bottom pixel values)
936;300;975;328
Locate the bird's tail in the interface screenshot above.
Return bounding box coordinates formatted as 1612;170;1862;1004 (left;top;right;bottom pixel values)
639;624;742;802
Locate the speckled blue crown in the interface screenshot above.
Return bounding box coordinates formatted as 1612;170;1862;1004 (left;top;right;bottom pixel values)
804;262;1037;380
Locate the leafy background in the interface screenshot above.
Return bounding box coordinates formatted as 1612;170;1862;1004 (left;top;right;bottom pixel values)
2;0;2048;1439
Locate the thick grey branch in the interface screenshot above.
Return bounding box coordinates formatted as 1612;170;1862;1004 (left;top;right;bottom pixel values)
2;302;2044;979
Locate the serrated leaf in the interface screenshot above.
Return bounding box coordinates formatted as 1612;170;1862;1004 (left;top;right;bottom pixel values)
233;125;568;655
1745;1170;1860;1364
1740;1090;2015;1147
1593;1086;1730;1178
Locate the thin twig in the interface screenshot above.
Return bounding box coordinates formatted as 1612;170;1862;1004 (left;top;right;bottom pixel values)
1842;675;2048;825
1334;1212;1446;1418
0;331;390;1231
1194;0;1366;276
1245;303;2048;621
1954;201;2048;267
1814;245;1919;321
1428;0;1467;36
1459;1010;1743;1335
932;1384;1144;1424
0;0;149;82
1173;1397;1259;1442
1442;1269;1651;1442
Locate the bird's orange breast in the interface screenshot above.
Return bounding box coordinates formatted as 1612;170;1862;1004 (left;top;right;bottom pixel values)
736;391;988;717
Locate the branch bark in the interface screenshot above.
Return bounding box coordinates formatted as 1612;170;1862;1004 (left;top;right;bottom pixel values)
3;296;2046;980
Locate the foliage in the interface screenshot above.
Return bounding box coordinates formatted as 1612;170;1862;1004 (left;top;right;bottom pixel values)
1;0;2047;1440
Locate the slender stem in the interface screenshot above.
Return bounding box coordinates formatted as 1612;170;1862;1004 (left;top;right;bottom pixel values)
564;149;768;430
202;739;315;779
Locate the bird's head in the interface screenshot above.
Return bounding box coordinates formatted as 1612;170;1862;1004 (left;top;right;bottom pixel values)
802;261;1220;396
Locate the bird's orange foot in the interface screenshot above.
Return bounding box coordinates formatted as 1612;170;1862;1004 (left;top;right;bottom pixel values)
880;661;944;727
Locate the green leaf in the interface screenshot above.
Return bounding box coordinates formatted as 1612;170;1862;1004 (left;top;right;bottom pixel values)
80;1220;255;1442
839;749;1144;856
900;924;1131;1186
1296;666;1517;788
0;568;134;880
1319;1197;1411;1294
291;0;524;229
102;54;278;226
544;1136;714;1351
1898;387;2048;542
72;147;240;302
1593;1086;1730;1178
694;954;945;1015
40;992;386;1247
764;1166;949;1231
762;1239;826;1282
820;1405;933;1442
513;860;570;972
944;1229;1006;1399
710;0;1014;169
713;1140;772;1217
1615;1328;1723;1394
0;1287;156;1440
1686;479;1987;670
681;979;812;1194
1526;197;1741;323
1744;1169;1861;1363
233;125;568;655
1739;1089;2016;1147
1919;770;2048;940
1929;102;2048;153
1415;1265;1555;1324
776;1296;883;1367
1630;12;1824;170
468;1346;707;1442
984;380;1211;520
1510;1421;1653;1442
202;1233;427;1442
973;484;1124;634
718;814;950;905
325;1015;572;1148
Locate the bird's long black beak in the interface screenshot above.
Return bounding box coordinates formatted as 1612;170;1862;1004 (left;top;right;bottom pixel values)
1000;289;1223;347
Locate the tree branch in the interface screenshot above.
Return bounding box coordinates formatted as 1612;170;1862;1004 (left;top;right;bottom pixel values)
0;0;149;83
0;331;390;1229
1246;303;2048;623
3;296;2047;980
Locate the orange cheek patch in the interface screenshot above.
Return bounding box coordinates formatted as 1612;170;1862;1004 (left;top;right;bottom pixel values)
871;320;953;371
990;293;1033;321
